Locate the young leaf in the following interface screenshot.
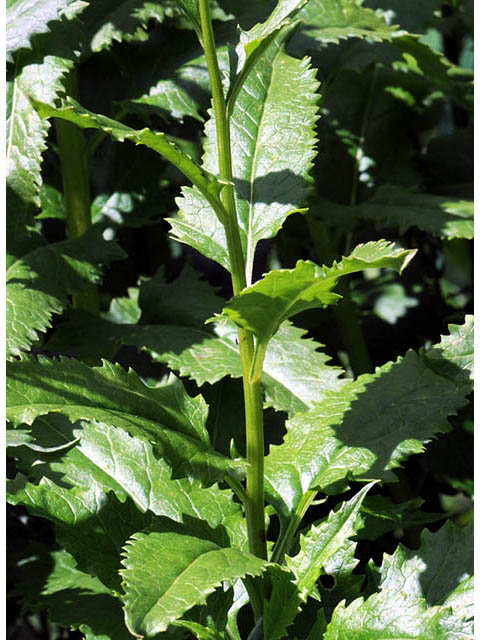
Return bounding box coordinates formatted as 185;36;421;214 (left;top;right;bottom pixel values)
7;358;240;485
32;96;226;220
220;241;415;360
121;526;267;636
171;30;320;281
265;350;468;519
6;227;125;359
287;483;375;601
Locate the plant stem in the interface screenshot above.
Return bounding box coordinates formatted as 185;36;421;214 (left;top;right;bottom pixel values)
271;490;317;564
55;71;99;315
198;0;267;563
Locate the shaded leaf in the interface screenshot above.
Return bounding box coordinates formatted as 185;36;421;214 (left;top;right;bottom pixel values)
6;227;125;359
6;358;239;485
263;565;302;640
265;350;467;519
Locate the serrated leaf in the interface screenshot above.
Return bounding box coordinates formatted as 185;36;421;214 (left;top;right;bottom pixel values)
177;0;202;37
220;241;415;347
324;589;466;639
7;476;152;591
6;227;125;359
80;0;180;53
287;483;374;601
6;358;239;485
263;565;302;640
6;0;86;61
171;31;320;281
351;185;474;240
424;315;474;393
379;520;473;606
292;0;405;48
6;4;86;205
16;417;247;549
12;548;135;640
32;96;225;216
356;496;445;541
265;350;468;519
121;526;267;636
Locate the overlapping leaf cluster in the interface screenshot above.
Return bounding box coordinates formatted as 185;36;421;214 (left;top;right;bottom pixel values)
6;0;473;639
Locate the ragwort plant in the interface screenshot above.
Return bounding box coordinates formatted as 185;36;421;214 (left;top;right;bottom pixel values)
6;0;473;638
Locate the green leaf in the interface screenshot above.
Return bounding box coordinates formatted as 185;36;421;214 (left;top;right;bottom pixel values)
265;350;468;519
177;0;202;38
424;315;474;393
121;525;267;636
16;417;247;549
356;496;445;541
173;621;224;640
292;0;405;48
170;30;320;281
7;476;152;591
263;565;302;640
6;0;86;61
12;548;135;640
220;241;415;354
350;185;474;240
32;96;225;219
80;0;180;53
379;520;473;606
287;483;375;601
6;227;125;359
7;358;240;485
324;589;466;639
6;3;86;205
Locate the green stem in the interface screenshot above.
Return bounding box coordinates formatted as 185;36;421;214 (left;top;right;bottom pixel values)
55;71;99;315
198;0;267;564
271;490;317;564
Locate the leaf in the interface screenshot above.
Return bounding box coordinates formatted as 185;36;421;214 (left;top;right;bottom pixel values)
6;0;86;61
324;589;466;639
350;185;474;240
7;476;152;591
177;0;202;38
120;47;230;124
220;241;415;353
121;525;267;636
12;548;135;640
6;227;125;359
379;520;473;606
6;3;87;205
16;417;247;549
291;0;405;49
263;565;302;640
287;483;375;601
32;96;225;218
265;350;468;519
79;0;180;53
424;315;474;393
170;30;320;282
6;358;240;485
355;496;445;541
